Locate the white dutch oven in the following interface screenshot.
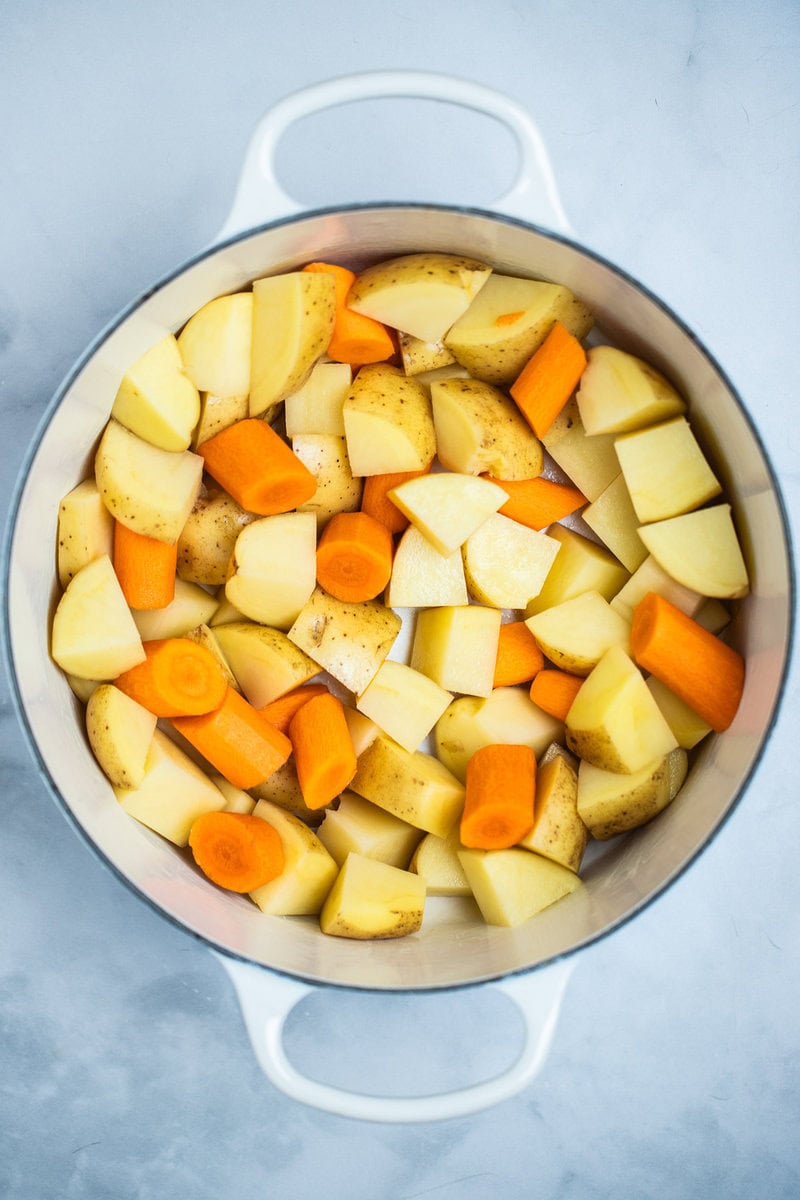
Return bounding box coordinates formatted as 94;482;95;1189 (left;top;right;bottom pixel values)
3;72;794;1122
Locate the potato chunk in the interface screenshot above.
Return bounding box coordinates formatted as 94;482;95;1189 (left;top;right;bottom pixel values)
458;846;582;927
177;293;252;397
111;334;200;452
95;419;204;544
51;555;145;680
576;345;686;435
525;590;632;676
249;800;338;915
637;504;749;599
115;730;226;846
343;364;435;476
388;471;507;556
350;735;465;838
320;853;426;940
463;513;561;610
316;791;422;868
213;622;319;709
410;605;501;698
249;271;336;418
386;525;468;608
347;252;492;343
225;513;317;629
518;752;587;872
356;659;452;753
614;416;722;523
430;376;544;478
86;684;157;789
57;479;114;588
288;587;401;695
565;645;678;773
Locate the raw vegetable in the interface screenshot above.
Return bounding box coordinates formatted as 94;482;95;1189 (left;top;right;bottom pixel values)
289;691;358;810
360;464;432;533
259;683;329;733
199;418;317;515
460;744;536;850
171;686;292;789
489;474;586;531
315;510;394;603
630;592;745;733
188;811;285;892
509;320;588;438
115;637;228;717
113;521;177;610
529;669;585;722
302;261;395;365
493;621;545;687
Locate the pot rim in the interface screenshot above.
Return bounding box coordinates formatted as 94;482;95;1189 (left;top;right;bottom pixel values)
3;200;796;993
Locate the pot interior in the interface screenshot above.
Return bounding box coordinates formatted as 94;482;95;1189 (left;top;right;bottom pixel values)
6;205;793;989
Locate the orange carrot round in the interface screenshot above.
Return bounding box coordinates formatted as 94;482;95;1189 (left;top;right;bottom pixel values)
113;520;177;610
360;463;433;533
303;262;395;365
115;638;227;717
631;591;745;733
486;474;586;531
494;621;545;687
258;683;329;734
316;510;394;602
529;669;585;721
188;811;285;892
171;686;292;789
199;418;317;515
510;320;588;438
460;744;536;850
289;691;357;811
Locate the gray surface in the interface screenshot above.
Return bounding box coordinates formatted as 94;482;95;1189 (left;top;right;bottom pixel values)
2;1;799;1196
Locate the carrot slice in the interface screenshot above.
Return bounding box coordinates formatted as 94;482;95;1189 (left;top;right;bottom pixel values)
510;321;588;438
258;683;329;734
113;520;177;610
529;668;585;721
460;744;536;850
494;621;545;687
486;474;586;531
171;686;292;789
115;638;227;717
316;510;394;603
199;419;316;515
188;811;285;892
631;591;745;732
303;262;395;365
360;463;433;533
289;691;357;810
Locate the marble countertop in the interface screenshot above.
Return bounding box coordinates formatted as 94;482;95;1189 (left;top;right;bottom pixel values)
1;2;798;1196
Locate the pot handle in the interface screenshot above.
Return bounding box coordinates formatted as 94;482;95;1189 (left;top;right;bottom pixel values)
215;70;571;242
212;950;575;1123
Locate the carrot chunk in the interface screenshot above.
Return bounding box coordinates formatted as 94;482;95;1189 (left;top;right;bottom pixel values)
361;463;433;533
493;621;545;687
171;687;292;789
258;683;329;734
460;744;536;850
189;811;285;892
199;418;317;515
113;520;177;610
529;669;585;721
510;321;588;438
303;262;395;366
486;474;586;531
316;510;394;603
631;592;745;732
115;637;227;717
289;691;357;811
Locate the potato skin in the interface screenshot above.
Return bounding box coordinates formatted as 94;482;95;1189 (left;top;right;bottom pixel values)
177;487;256;586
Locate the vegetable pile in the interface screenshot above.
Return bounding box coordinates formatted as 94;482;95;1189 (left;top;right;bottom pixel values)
51;252;749;938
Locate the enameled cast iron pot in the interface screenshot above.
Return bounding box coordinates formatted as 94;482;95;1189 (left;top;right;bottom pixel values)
3;73;794;1122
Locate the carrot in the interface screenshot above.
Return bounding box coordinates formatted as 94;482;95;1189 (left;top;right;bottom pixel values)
171;686;292;789
360;463;433;533
199;418;316;515
113;520;177;610
316;510;394;603
510;321;588;438
631;592;745;733
289;691;357;810
303;261;395;366
485;474;586;531
529;669;585;721
258;682;329;734
460;744;536;850
188;811;285;893
494;621;545;687
495;310;526;326
115;637;228;717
